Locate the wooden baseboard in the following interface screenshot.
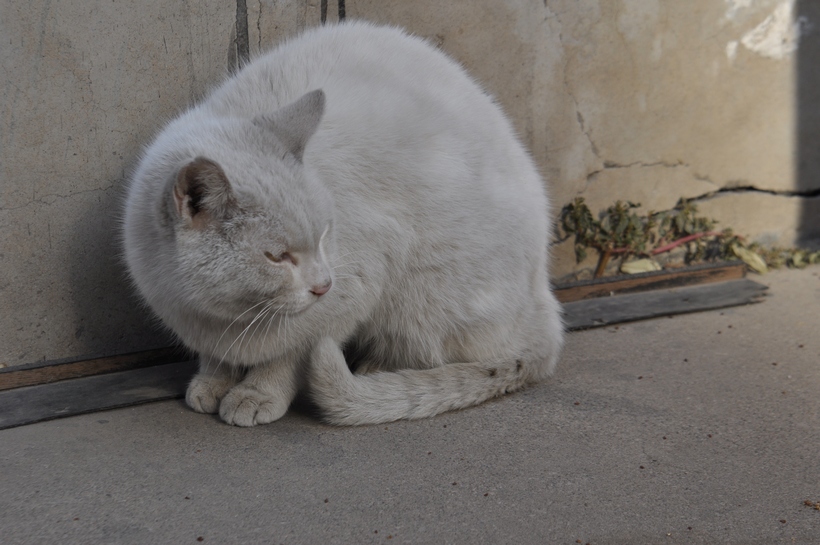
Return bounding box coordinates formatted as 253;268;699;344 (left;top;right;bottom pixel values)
553;261;746;303
0;346;190;392
0;360;197;430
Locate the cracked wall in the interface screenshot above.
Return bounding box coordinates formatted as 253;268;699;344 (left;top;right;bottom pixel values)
543;0;820;277
1;0;817;366
348;0;820;277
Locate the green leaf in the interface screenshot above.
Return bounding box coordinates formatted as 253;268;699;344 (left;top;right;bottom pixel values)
575;244;587;263
615;214;628;236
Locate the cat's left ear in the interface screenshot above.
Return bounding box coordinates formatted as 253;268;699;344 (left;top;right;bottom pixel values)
172;157;236;228
253;89;325;162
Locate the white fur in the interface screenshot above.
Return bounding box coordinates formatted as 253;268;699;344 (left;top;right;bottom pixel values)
123;22;564;426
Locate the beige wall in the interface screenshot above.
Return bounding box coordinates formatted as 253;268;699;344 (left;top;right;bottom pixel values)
1;0;817;366
349;0;819;276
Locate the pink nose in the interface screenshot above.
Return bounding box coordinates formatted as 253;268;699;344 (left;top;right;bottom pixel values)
310;280;332;296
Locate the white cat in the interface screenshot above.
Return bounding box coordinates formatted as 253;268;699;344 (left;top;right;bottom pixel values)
123;22;564;426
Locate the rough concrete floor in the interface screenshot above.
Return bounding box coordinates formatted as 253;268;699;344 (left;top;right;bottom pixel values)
1;268;819;544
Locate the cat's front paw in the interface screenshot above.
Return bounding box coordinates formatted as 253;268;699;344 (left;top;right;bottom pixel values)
219;386;289;427
186;373;235;414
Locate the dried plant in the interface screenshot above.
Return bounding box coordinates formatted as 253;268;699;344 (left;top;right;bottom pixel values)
558;198;819;277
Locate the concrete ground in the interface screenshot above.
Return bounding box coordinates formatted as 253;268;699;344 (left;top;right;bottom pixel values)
1;268;818;544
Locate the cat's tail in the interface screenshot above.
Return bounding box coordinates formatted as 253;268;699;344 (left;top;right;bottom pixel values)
306;337;550;425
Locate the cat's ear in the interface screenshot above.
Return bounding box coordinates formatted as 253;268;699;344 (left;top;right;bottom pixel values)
172;157;236;228
253;89;325;161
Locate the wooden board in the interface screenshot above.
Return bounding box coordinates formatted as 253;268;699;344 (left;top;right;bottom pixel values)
0;360;197;430
563;278;767;331
0;346;189;392
553;261;746;303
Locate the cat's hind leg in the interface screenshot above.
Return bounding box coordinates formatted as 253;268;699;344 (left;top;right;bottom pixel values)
218;358;301;426
186;354;242;414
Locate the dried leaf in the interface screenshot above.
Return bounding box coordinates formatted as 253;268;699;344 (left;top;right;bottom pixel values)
621;258;662;274
732;244;768;274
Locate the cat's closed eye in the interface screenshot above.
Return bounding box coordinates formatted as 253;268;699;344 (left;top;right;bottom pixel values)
264;251;295;264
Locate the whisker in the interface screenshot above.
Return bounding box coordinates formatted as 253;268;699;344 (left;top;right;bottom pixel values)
209;300;269;379
216;301;274;374
213;300;269;354
257;303;285;362
331;260;360;269
277;304;290;349
332;249;367;260
246;300;277;362
235;301;276;358
254;301;286;363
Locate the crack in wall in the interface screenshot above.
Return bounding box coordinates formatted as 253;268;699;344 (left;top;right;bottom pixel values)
559;55;601;162
686;184;820;203
256;0;263;52
548;6;602;165
580;160;820;201
601;159;687;170
235;0;250;68
322;0;345;24
583;159;691;190
692;171;820;199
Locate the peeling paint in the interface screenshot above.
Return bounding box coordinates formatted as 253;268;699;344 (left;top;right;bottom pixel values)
741;0;803;60
725;0;812;60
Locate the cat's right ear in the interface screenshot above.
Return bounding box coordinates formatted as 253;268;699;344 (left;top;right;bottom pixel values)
253;89;325;161
172;157;236;228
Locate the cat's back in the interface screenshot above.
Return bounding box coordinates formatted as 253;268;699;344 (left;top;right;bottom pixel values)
222;23;539;199
202;22;514;148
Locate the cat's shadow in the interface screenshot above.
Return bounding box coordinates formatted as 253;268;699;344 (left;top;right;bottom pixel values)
67;175;173;359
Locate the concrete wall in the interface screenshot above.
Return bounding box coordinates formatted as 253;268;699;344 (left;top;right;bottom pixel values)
1;0;817;367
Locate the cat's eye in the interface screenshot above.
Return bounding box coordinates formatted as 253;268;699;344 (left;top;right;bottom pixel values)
264;251;294;264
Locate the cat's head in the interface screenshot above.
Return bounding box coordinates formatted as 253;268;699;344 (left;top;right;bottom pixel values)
143;90;335;324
